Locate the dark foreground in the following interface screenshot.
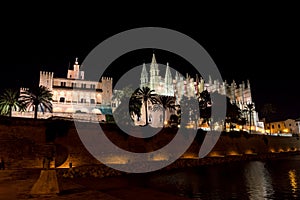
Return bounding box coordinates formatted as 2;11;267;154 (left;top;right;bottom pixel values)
1;154;300;199
0;169;190;200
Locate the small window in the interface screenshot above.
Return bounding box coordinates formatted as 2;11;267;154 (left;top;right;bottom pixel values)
91;84;95;89
272;125;274;129
70;75;72;78
278;124;281;128
81;98;86;103
61;82;66;87
289;124;291;126
72;83;76;88
90;99;95;104
59;97;65;103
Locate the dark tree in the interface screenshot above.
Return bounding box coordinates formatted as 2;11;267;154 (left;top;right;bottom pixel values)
135;87;157;126
0;88;25;117
20;86;53;119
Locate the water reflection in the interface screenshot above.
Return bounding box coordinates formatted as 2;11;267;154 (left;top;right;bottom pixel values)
129;155;300;199
288;169;298;198
244;161;274;199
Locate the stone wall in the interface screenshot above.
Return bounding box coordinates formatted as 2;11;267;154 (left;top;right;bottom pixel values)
0;117;299;172
208;131;300;157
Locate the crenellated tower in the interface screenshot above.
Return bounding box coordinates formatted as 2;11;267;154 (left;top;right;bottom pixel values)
100;77;113;106
39;71;54;90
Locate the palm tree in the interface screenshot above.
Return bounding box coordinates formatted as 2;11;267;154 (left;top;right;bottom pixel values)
198;90;212;126
227;101;242;131
0;88;25;117
136;87;157;126
154;95;176;126
20;85;53;119
245;102;255;133
129;88;143;119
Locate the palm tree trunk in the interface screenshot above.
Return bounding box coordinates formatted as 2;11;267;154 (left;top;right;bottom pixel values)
9;106;12;117
34;105;38;119
163;109;166;126
144;100;148;125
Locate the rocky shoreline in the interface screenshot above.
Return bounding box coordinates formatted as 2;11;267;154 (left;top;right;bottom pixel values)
57;150;300;179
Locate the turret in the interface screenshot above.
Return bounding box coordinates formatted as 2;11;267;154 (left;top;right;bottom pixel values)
39;71;54;90
67;57;85;80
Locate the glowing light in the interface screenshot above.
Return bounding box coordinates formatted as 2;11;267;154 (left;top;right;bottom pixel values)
227;151;242;156
102;156;129;164
181;154;198;159
57;159;76;168
245;150;254;154
288;169;298;197
208;152;225;157
278;148;284;152
152;154;168;161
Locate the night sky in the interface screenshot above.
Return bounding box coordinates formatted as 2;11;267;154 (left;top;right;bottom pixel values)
0;5;299;121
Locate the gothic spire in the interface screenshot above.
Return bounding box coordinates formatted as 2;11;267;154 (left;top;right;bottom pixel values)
140;63;148;88
164;62;174;96
149;53;159;90
151;53;157;64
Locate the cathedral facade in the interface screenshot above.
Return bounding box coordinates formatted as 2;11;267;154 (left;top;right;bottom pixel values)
135;54;263;131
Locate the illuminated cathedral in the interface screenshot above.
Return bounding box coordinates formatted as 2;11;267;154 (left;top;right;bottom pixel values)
134;54;264;131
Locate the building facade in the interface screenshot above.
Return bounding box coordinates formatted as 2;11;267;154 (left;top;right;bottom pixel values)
266;118;300;135
17;58;113;121
131;54;263;130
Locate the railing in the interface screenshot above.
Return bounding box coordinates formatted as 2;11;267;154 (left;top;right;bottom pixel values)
12;111;107;122
52;102;102;106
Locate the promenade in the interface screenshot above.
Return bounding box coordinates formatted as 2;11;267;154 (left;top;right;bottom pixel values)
0;169;190;200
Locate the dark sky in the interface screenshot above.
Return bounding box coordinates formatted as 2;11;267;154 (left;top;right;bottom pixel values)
0;5;299;120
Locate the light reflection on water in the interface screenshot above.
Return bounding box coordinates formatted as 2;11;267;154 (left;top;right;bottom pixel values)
288;169;298;198
244;161;274;199
141;155;300;199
